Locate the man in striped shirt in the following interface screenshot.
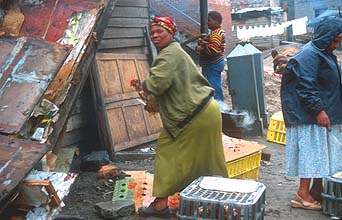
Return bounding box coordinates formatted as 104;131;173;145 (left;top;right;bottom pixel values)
196;10;226;102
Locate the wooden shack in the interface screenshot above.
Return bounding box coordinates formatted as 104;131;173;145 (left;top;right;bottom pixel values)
1;0;230;214
0;0;166;212
0;0;106;210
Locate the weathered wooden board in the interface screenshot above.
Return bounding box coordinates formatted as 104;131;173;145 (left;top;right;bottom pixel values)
108;17;149;26
103;27;145;38
222;135;266;162
99;38;146;49
97;0;149;54
0;37;68;134
116;0;148;7
49;39;98;153
97;46;149;54
111;6;148;18
95;53;162;152
0;134;49;205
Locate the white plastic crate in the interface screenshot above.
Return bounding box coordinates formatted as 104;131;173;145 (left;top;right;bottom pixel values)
177;176;266;220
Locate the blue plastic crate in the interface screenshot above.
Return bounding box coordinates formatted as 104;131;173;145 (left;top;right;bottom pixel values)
322;176;342;218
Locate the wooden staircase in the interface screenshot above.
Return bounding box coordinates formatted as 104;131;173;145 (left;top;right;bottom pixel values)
92;0;163;154
97;0;150;54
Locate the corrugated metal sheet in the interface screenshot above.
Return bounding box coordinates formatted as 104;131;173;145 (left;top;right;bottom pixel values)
0;37;69;134
0;134;49;204
20;0;101;42
44;7;103;105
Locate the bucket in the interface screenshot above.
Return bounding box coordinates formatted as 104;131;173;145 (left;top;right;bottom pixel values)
221;112;242;138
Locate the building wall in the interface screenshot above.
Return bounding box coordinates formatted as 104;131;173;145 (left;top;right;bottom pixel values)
230;0;271;9
150;0;233;53
291;0;340;21
270;0;281;7
232;14;282;50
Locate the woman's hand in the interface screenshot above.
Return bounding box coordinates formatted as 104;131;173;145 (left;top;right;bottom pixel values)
130;79;147;100
198;33;209;44
316;110;331;130
198;39;209;46
195;45;204;53
144;94;159;113
130;79;142;91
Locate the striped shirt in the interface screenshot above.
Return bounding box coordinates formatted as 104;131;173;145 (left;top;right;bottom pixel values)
199;27;226;66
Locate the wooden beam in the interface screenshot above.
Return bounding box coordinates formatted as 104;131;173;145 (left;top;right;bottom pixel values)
22;180;61;207
48;38;97;153
89;61;115;160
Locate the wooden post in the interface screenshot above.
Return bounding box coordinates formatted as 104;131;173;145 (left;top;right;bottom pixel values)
200;0;208;34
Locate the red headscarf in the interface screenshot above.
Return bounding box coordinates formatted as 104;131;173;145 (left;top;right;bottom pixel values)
150;16;177;34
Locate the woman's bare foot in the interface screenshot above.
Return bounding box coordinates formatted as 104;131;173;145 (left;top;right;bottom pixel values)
310;189;323;203
297;191;316;203
153;197;168;210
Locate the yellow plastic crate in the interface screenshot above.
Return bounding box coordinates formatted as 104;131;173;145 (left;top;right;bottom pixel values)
267;111;286;145
226;150;262;180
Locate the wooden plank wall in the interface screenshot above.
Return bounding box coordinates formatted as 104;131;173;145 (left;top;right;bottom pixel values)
59;77;101;153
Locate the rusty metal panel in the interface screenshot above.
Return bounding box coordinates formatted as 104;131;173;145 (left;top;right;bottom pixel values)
20;0;102;43
95;53;163;152
0;134;49;204
0;37;69;134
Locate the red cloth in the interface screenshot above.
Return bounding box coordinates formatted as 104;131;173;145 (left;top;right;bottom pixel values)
150;16;177;34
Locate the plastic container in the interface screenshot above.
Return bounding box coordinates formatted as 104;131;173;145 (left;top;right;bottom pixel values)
322;176;342;217
266;111;286;145
177;176;266;220
226;151;262;180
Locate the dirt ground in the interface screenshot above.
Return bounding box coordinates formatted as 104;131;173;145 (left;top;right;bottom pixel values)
56;45;335;220
58;138;331;220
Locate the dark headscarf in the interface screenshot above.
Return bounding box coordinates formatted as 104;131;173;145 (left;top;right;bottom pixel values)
312;16;342;50
150;16;177;34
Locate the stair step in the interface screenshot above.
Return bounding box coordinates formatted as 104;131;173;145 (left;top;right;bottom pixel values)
103;27;145;38
112;6;148;18
116;0;148;7
106;24;147;28
108;17;149;26
99;38;146;49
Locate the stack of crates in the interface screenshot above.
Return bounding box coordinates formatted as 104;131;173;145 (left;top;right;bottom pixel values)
322;176;342;218
266;111;286;145
178;176;266;220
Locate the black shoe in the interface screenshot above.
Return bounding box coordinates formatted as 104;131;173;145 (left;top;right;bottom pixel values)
138;205;171;219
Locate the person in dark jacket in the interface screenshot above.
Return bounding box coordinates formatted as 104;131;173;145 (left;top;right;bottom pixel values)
281;16;342;211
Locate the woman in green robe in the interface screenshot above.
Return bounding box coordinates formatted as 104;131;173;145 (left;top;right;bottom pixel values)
137;16;227;218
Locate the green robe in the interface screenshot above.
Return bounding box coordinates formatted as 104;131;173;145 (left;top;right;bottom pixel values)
144;42;227;197
145;42;213;138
